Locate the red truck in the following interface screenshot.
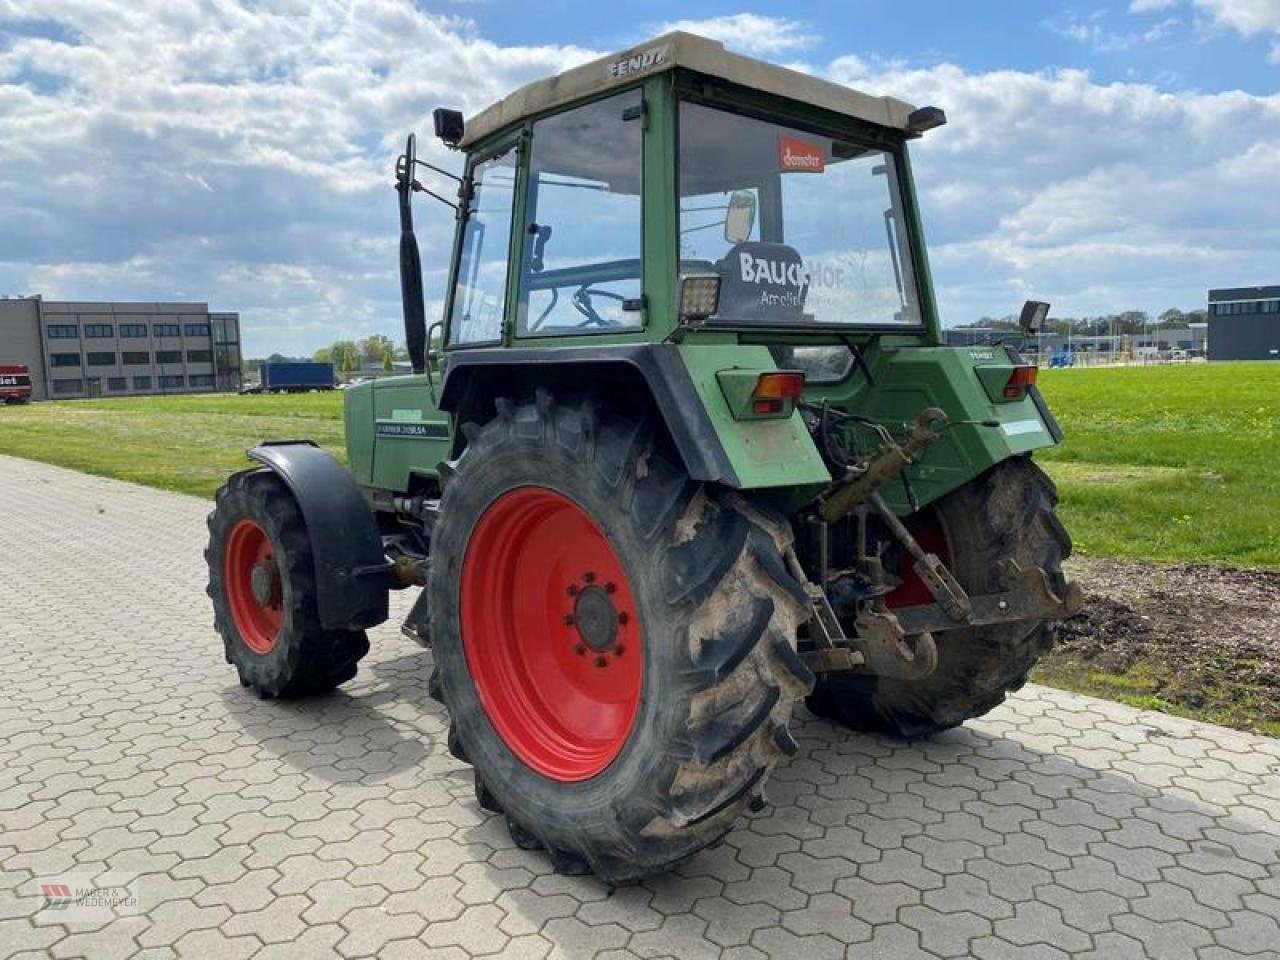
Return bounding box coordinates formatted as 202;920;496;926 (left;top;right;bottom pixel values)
0;364;33;404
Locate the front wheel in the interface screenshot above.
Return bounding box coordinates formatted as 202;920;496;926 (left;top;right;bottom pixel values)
806;457;1071;738
206;470;369;697
427;393;815;883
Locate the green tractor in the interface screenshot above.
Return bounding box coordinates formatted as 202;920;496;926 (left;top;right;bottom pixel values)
206;33;1080;882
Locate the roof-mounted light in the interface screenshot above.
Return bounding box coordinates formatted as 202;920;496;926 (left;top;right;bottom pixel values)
905;106;947;138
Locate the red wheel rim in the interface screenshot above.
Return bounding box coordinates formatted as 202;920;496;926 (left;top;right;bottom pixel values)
460;487;644;782
886;511;951;609
224;518;284;654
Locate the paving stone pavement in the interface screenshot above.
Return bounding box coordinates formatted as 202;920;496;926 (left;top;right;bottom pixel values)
1;453;1278;960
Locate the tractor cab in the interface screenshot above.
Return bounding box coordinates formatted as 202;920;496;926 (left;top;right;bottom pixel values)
423;32;942;355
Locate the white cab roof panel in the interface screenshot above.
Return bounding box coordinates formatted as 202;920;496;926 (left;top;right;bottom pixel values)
459;32;918;148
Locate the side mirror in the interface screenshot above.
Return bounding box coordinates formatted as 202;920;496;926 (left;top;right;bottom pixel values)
724;191;757;245
433;108;465;147
1019;300;1050;334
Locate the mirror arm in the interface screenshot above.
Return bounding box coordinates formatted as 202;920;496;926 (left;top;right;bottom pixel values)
412;181;458;212
413;159;463;184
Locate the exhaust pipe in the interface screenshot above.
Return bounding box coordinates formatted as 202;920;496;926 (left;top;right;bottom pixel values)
396;133;427;375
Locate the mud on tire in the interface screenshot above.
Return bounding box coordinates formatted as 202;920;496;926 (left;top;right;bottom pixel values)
206;469;369;698
427;392;815;883
806;457;1071;738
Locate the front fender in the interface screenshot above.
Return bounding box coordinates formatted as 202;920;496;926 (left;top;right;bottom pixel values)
247;441;389;631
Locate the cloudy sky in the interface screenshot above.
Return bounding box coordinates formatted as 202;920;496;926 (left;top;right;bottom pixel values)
2;1;1277;357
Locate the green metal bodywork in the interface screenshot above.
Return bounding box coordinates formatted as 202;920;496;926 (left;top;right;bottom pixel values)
345;69;1059;513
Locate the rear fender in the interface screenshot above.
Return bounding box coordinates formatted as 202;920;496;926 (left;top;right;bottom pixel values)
438;344;831;491
813;344;1061;514
246;441;389;630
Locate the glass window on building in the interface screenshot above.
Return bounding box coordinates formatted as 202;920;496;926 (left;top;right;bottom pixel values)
184;322;211;337
210;314;242;390
52;379;83;394
155;350;182;364
107;377;127;391
86;352;116;366
121;351;150;365
50;353;81;368
47;324;78;338
186;350;212;363
119;323;148;338
133;376;152;390
188;374;215;388
153;323;180;337
84;323;114;337
158;374;185;388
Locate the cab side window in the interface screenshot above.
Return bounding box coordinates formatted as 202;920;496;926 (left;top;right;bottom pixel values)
450;145;518;345
518;90;644;335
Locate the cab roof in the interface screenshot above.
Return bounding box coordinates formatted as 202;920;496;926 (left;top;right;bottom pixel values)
458;31;919;149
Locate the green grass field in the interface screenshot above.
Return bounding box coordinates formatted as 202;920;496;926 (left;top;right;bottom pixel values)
1035;362;1279;570
0;392;347;498
1;362;1277;567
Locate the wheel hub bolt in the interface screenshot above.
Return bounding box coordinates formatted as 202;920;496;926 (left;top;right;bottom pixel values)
583;571;597;583
563;614;575;626
594;656;607;668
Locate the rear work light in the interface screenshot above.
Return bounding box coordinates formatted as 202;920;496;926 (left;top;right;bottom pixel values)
678;274;721;324
1003;365;1038;399
751;371;806;415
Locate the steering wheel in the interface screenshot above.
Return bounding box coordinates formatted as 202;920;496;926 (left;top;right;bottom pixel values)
571;285;626;328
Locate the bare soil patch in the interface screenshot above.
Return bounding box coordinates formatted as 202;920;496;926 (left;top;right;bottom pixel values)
1034;558;1280;735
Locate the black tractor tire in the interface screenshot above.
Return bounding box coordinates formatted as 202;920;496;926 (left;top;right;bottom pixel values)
806;456;1071;739
427;392;815;883
206;469;369;698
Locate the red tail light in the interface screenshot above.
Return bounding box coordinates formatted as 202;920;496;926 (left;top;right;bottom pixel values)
752;372;806;415
1004;365;1037;399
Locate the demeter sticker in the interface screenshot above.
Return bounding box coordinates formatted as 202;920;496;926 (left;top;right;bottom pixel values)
777;135;825;173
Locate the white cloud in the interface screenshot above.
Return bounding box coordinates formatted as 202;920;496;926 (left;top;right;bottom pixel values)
1051;10;1181;52
1130;0;1178;11
1194;0;1280;34
1193;0;1280;60
652;13;817;56
828;57;1280;321
0;0;596;355
0;0;1277;356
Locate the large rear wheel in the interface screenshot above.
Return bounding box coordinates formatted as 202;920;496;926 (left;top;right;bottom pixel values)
428;393;815;882
806;457;1071;738
206;470;369;697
